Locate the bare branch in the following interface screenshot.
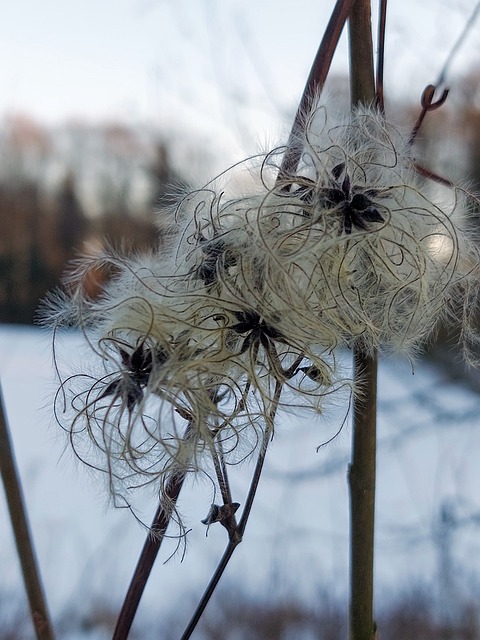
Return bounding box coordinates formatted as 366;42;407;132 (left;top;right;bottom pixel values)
0;386;55;640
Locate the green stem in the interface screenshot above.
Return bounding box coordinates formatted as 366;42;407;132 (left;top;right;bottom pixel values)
349;351;377;640
348;2;377;639
0;385;55;640
348;0;376;106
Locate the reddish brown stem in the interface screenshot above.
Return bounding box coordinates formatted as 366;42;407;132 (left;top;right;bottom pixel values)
278;0;357;182
112;469;188;640
375;0;388;112
0;387;55;640
409;84;449;145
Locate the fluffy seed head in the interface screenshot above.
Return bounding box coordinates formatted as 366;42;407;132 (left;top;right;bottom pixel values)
44;99;480;521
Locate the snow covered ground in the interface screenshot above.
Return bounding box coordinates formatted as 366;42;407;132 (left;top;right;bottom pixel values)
2;325;480;637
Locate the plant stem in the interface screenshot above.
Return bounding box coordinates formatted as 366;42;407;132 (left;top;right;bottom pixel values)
348;0;376;107
112;424;193;640
0;385;55;640
349;351;377;640
278;0;357;181
348;3;377;639
180;381;282;640
376;0;388;112
179;529;240;640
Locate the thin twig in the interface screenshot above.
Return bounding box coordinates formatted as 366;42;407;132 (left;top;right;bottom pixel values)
435;0;480;88
414;162;453;187
348;1;377;639
209;438;234;508
179;538;239;640
203;437;240;540
409;84;449;146
409;1;480;145
0;384;55;640
180;380;282;640
237;380;282;537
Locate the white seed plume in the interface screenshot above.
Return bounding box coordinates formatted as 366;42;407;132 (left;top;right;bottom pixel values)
45;99;480;518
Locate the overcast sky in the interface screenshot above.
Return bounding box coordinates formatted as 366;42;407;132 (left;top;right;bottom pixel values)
2;0;480;163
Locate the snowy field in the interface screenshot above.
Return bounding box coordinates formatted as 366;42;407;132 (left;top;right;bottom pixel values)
2;324;480;637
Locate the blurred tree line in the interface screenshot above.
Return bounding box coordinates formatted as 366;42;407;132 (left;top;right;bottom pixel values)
2;72;480;325
0;115;187;324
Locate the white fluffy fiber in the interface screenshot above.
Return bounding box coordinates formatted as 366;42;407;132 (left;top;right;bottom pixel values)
47;99;480;507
